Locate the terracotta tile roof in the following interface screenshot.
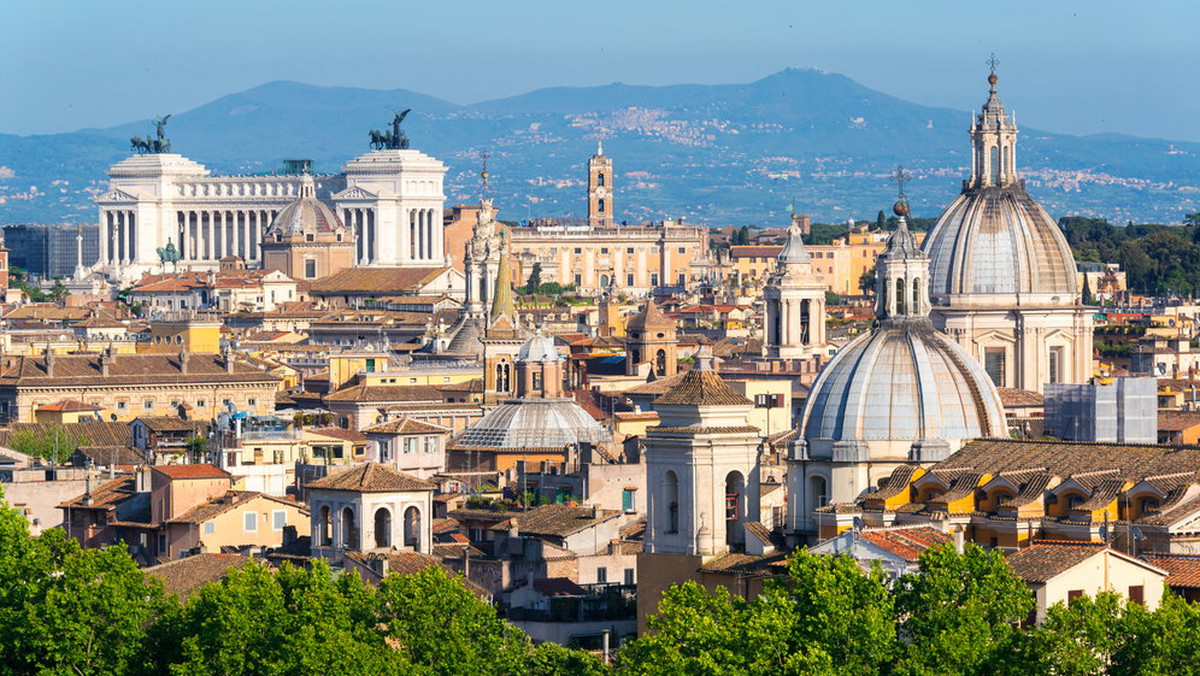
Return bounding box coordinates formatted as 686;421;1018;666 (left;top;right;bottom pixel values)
1138;493;1200;526
309;267;449;295
997;388;1044;407
857;526;953;562
1159;411;1200;433
58;474;137;510
864;465;921;501
73;445;148;467
697;551;790;575
625;298;676;331
654;370;752;407
152;464;231;480
650;425;761;436
613;411;660;421
308;462;435;493
0;353;280;388
940;439;1200;485
492;505;621;539
728;245;783;259
0;421;131;450
1141;554;1200;588
36;399;101;413
533;577;589;597
135;417;209;434
309;427;368;443
364;418;450;435
345;550;488;596
623;372;687;396
167;491;303;525
324;384;443;403
1004;541;1109;583
146;553;255;599
743;521;773;546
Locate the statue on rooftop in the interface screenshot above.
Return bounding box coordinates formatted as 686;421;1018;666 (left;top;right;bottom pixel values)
368;109;411;150
130;114;172;154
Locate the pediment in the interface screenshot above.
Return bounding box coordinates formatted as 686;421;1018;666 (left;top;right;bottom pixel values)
98;188;140;203
333;185;380;201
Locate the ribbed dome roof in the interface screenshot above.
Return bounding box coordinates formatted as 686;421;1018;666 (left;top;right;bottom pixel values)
923;187;1078;298
517;331;561;363
266;175;343;237
802;319;1006;447
453;399;609;450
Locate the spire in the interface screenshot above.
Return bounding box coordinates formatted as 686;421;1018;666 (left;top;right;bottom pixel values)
490;229;514;321
968;53;1020;189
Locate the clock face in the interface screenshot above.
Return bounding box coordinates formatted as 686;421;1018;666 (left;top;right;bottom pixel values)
593;186;609;197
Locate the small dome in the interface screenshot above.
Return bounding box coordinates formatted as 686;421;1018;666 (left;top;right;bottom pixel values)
454;399;610;450
517;331;561;363
923;187;1078;298
802;320;1006;453
266;175;343;237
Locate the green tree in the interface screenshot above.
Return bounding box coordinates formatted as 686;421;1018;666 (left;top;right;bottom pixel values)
1110;593;1200;675
1022;591;1125;676
524;262;543;294
858;268;877;296
378;565;531;675
824;290;843;306
1082;272;1095;306
8;423;90;465
876;210;886;231
527;642;610;676
892;543;1034;676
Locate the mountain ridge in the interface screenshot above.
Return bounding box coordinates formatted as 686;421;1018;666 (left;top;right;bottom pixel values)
1;68;1196;225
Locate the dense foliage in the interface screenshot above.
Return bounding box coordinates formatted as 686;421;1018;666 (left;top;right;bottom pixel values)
1060;214;1200;296
622;545;1200;676
8;483;1200;675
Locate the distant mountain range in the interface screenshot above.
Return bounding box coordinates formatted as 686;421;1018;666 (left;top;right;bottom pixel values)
1;68;1197;226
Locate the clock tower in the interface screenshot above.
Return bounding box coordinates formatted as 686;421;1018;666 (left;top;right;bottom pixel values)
587;142;613;228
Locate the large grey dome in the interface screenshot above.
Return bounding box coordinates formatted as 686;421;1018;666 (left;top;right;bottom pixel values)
802;318;1006;455
454;398;609;450
923;187;1078;299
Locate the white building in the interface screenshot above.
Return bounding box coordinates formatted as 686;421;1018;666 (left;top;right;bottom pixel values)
96;148;448;282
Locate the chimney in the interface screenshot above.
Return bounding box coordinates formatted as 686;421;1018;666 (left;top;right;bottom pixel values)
592;503;602;520
44;347;54;377
952;525;965;554
282;525;297;546
225;350;235;374
99;347;113;377
366;554;387;577
507;518;519;539
178;348;188;375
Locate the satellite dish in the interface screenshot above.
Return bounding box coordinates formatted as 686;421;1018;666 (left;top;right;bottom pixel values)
852;516;864;532
1131;526;1146;542
1098;525;1109;542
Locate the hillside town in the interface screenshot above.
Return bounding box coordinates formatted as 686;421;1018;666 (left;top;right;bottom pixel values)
5;63;1200;671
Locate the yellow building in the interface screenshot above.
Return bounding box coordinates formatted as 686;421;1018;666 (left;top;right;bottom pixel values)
729;230;926;296
138;318;222;354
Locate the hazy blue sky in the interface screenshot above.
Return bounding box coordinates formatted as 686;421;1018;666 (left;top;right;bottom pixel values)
3;1;1197;141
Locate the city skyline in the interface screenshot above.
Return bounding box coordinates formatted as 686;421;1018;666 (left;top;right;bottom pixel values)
3;1;1198;142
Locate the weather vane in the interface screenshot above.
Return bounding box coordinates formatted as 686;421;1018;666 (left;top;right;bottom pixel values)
479;152;491;198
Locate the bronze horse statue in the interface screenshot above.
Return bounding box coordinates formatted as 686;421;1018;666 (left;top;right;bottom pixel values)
131;114;172;154
368;109;412;150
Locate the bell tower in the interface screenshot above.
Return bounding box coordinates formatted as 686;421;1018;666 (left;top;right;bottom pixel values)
969;54;1020;189
625;298;677;377
763;213;826;360
587;142;613;228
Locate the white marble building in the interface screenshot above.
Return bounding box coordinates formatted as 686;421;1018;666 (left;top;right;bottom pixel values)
96;148;448;282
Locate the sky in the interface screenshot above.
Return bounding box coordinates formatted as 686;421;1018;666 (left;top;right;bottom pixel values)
3;1;1198;141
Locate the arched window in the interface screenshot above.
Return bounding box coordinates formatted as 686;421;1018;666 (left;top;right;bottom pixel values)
598;199;606;214
404;506;421;551
912;278;921;313
655;349;667;377
800;299;811;345
532;370;543;392
374;508;391;548
807;476;827;515
990;146;1000;185
495;362;511;392
320;505;331;546
664;471;679;534
725;471;745;548
895;277;906;315
597;172;605;187
341;507;357;549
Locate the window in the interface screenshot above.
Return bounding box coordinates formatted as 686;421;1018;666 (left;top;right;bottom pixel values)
598;199;606;213
984;348;1006;387
650;273;659;286
624;568;635;586
197;400;206;408
601;247;609;254
1067;589;1084;604
1048;347;1064;385
574;274;582;286
574;247;582;254
596;567;608;584
116;401;127;410
597;172;605;186
144;400;154;410
304;259;317;279
622;488;636;512
678;272;686;286
273;510;287;530
626;247;634;254
404;437;416;454
627;273;635;286
424;436;437;454
248;398;257;407
204;522;215;535
244;512;258;532
677;247;685;254
1128;585;1145;605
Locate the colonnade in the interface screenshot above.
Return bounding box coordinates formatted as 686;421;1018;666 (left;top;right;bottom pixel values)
175;210;273;262
408;208;440;262
101;210;137;265
343;208;376;265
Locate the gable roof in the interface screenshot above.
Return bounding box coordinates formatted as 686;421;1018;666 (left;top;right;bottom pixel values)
363;418;450;435
307;462;436;493
493;504;621;538
857;526;954;562
146;553;256;599
1141;554;1200;589
152;464;231;480
308;267;449;295
1005;541;1168;583
166;491;305;525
